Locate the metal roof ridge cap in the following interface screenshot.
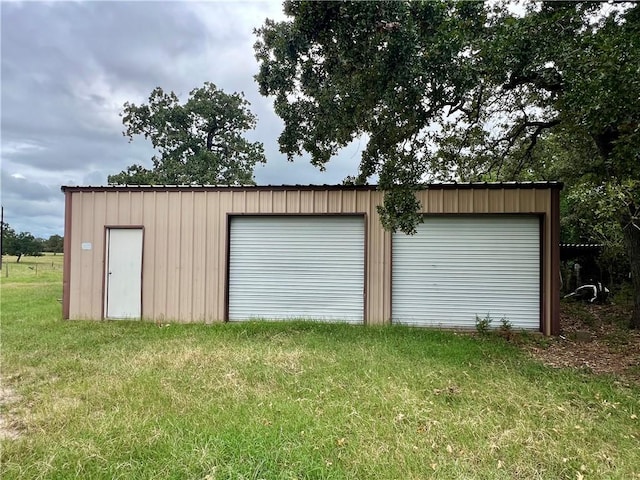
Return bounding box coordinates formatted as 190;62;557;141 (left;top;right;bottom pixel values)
61;181;564;192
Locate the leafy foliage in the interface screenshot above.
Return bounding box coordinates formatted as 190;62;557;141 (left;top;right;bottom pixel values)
255;1;638;221
1;223;43;262
109;82;266;185
475;314;493;336
43;234;64;254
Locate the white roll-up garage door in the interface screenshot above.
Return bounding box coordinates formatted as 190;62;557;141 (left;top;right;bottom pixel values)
229;216;364;323
392;215;540;330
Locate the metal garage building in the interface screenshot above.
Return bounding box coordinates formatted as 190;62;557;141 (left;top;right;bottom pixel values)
61;182;562;334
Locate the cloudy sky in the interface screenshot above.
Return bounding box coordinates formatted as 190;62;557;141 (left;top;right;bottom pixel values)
1;1;365;238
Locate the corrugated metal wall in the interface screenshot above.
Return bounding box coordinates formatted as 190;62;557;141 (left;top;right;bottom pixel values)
63;185;558;333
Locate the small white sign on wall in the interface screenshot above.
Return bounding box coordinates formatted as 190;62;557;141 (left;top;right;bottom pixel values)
81;242;92;251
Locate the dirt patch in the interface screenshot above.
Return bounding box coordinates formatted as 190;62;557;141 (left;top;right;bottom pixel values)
0;383;24;440
524;303;640;384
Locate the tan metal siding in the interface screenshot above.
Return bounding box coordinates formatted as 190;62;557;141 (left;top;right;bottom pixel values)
366;192;392;324
215;192;232;320
178;192;193;321
302;190;313;211
192;192;207;322
285;190;298;212
519;189;536;212
272;190;286;213
313;190;328;213
91;193;107;318
245;191;258;213
152;192;168;320
131;192;144;223
78;193;92;317
141;192;155;318
443;189;458;213
65;185;559;333
504;189;519;212
488;189;505;212
78;193;99;318
328;190;341;212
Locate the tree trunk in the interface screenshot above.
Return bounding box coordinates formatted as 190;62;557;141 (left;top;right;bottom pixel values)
16;253;22;263
623;220;640;329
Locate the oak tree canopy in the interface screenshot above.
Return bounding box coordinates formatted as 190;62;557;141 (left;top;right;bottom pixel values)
109;82;266;186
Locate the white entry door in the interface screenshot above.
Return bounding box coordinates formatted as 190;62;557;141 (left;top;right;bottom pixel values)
105;228;143;319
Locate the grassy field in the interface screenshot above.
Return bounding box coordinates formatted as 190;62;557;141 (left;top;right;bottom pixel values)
0;253;64;283
1;255;639;479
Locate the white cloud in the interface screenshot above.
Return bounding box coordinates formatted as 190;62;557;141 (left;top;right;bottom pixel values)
70;72;139;133
1;141;47;157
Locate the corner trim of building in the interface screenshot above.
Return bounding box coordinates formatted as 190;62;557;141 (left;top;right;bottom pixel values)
62;191;72;319
550;188;562;335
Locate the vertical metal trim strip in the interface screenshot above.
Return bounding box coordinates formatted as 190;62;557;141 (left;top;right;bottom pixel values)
550;188;562;335
62;191;73;319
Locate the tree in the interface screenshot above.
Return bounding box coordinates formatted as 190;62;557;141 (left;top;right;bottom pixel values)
109;82;266;185
1;224;43;262
0;223;14;257
255;1;640;327
44;234;64;254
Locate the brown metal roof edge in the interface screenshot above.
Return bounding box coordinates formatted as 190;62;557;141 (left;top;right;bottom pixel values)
560;243;604;248
61;181;563;193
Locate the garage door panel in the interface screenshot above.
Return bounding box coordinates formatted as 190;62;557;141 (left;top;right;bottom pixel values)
392;215;540;330
229;216;364;323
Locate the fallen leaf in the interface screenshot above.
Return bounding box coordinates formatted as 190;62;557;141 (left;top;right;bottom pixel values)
446;444;453;453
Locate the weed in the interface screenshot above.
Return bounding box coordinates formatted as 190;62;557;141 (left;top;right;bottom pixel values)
475;313;493;335
498;316;514;340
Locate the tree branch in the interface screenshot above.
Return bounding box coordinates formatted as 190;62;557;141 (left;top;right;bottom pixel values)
503;67;563;93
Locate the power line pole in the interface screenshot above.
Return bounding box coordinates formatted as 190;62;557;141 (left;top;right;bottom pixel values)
0;205;4;269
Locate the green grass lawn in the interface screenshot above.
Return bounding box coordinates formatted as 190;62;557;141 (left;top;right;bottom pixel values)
1;256;639;479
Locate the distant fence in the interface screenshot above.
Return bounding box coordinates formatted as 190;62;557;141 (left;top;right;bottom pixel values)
2;257;63;278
